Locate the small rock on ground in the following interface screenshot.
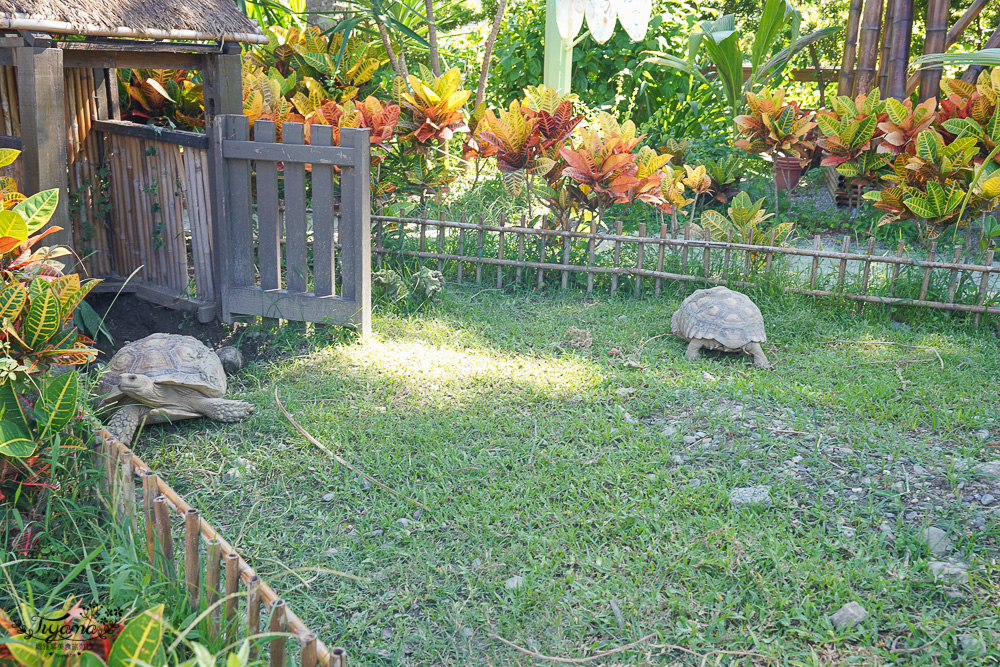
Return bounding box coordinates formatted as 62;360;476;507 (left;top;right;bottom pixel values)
729;486;772;508
981;494;995;506
928;561;970;585
921;526;953;555
830;602;868;630
505;575;524;591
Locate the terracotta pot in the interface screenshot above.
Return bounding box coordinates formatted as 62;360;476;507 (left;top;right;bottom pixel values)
773;155;804;191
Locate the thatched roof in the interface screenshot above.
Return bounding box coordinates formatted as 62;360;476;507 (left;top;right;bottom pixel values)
0;0;267;43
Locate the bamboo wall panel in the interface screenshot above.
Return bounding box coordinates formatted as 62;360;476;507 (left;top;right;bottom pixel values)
105;132;214;298
373;214;1000;320
0;65;19;137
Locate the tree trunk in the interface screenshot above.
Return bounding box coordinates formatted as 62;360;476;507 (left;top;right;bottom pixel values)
376;19;404;79
877;0;896;96
887;0;914;100
961;25;1000;83
424;0;442;77
918;0;950;101
475;0;509;109
854;0;885;95
905;0;992;94
837;0;865;96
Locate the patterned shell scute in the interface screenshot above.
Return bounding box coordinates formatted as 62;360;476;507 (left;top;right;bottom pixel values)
671;286;766;350
98;333;227;404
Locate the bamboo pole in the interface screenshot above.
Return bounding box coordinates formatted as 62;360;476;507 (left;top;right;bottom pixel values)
918;0;950;102
374;216;383;268
5;66;19;134
655;223;667;295
561;217;571;289
946;245;963;304
516;214;526;284
269;599;287;667
611;220;623;295
703;228;713;279
887;0;914;100
153;495;174;579
680;223;690;275
837;236;850;290
206;538;222;639
141;471;157;567
587;217;597;293
635;223;645;297
974;250;995;326
809;235;821;289
860;237;876;294
877;0;896;96
437;209;445;274
457;214;466;284
764;228;776;275
854;0;885;95
119;447;135;532
536;217;546;289
330;647;347;667
248;575;262;660
961;26;1000;84
301;633;318;667
890;239;905;294
722;230;732;283
919;241;937;301
476;213;485;284
184;508;201;609
224;552;240;642
497;212;506;288
906;0;992;92
838;0;865;96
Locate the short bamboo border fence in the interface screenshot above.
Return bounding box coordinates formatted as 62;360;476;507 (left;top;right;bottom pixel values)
93;429;348;667
372;214;1000;323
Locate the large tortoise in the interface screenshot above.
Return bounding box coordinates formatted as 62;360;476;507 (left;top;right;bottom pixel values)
671;286;770;369
98;334;253;445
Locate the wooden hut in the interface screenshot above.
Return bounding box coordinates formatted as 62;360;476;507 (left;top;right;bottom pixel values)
0;0;266;321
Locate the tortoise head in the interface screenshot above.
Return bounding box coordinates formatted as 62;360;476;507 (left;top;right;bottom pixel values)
118;374;169;407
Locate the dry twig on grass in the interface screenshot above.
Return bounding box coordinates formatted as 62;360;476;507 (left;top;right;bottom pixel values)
890;613;977;654
274;389;432;512
488;633;657;664
821;340;944;369
844;358;937;368
649;643;778;666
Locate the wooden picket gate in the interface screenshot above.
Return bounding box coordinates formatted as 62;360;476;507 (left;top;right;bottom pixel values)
213;115;371;335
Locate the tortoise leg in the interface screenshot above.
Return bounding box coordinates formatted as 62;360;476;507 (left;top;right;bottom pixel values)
191;397;255;423
685;339;704;362
745;342;770;369
106;404;149;445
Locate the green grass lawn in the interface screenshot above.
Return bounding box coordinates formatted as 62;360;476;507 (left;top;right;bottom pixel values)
139;283;1000;665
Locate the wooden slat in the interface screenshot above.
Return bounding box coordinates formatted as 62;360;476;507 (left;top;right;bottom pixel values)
94;119;209;148
859;237;875;294
561;217;571;290
809;234;821;289
587;217;597;293
223;140;355;166
253;123;280;292
635;223;645;297
311;124;336;297
837;235;850;289
611;220;623;295
227;116;254;289
282;123;308;294
496;212;505;288
225;287;365;325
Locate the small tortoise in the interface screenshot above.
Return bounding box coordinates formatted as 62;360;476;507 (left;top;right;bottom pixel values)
671;286;770;369
97;334;253;445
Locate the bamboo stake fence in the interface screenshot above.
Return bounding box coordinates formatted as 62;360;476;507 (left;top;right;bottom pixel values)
372;214;1000;321
94;429;348;667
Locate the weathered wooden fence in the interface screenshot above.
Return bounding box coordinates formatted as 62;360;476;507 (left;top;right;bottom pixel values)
95;430;348;667
373;214;1000;322
215;115;371;334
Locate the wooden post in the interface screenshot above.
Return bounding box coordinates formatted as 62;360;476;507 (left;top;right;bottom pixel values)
611;220;623;295
330;647;347;667
890;239;904;295
339;128;372;337
15;46;70;247
809;235;821;289
704;228;713;279
854;0;885;94
247;575;262;660
946;246;963;304
860;238;876;294
838;0;865;95
269;599;288;667
837;235;850;290
764;228;776;275
184;508;201;609
919;0;949;102
119;448;135;532
536;217;546;289
561;217;571;290
974;250;995;326
204;48;242;310
457;213;467;283
476;213;485;284
438;210;446;274
516;214;526;284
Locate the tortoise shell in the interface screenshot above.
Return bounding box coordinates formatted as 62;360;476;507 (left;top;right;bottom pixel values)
97;333;227;407
670;286;766;350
